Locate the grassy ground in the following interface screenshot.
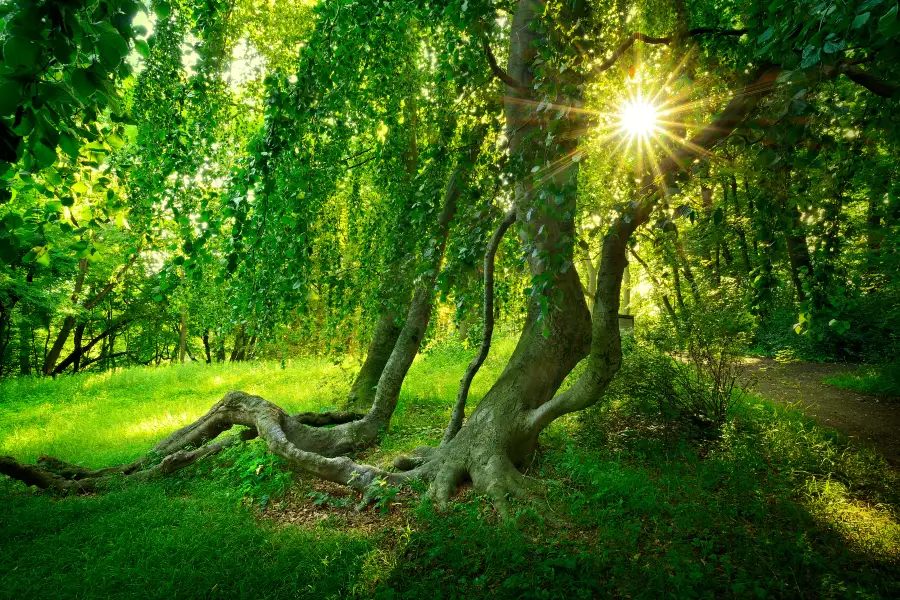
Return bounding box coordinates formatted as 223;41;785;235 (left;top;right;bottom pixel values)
824;363;900;398
2;339;899;599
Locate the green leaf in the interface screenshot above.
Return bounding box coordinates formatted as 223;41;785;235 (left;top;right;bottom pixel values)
3;37;40;70
134;38;150;59
0;79;21;117
823;39;845;54
52;37;75;64
72;70;95;101
35;247;51;267
852;12;870;28
97;25;130;68
879;5;899;37
0;238;16;263
32;142;57;169
758;27;774;43
59;132;80;159
155;2;172;18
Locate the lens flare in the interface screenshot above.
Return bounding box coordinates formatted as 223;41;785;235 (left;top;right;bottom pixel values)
619;97;659;138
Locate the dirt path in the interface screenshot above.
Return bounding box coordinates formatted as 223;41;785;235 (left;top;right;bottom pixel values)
744;358;900;466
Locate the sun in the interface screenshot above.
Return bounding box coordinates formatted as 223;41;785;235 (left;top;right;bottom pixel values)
619;96;659;138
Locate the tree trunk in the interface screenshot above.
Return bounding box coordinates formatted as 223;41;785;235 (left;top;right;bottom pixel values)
346;309;403;409
202;329;212;364
229;325;244;362
732;176;752;276
72;323;86;373
43;259;88;375
785;206;812;303
629;248;679;329
216;335;226;363
179;310;188;364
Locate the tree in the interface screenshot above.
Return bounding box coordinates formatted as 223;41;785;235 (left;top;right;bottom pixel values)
1;0;898;513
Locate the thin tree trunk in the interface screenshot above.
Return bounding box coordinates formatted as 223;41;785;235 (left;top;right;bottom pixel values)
179;310;188;364
202;329;212;364
43;260;88;375
785;206;812;303
229;325;244;362
629;248;679;329
72;323;86;373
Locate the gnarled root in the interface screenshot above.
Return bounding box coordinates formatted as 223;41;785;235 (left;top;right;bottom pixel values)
0;391;383;494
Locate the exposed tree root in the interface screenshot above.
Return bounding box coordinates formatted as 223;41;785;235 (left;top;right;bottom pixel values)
0;391;396;494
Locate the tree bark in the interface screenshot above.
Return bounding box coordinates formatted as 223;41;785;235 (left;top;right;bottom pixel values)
785;206;812;303
43;259;88;375
202;329;212;364
71;323;86;373
229;325;244;362
179;310;188;364
441;209;516;446
346;309;404;410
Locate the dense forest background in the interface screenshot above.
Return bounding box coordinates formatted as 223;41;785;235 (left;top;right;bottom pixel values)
1;0;897;383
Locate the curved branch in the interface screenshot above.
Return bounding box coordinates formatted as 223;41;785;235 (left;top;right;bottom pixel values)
833;64;898;98
293;410;365;427
441;209;517;445
481;35;529;92
594;28;747;74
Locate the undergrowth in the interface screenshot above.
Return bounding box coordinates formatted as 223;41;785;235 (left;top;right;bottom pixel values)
824;363;900;399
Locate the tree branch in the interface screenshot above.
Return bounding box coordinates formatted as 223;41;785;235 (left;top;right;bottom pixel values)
481;35;529;92
528;65;780;433
84;251;140;311
594;28;748;74
441;209;517;446
830;63;898;98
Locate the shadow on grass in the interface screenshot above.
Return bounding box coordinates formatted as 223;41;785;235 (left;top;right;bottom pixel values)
374;399;900;599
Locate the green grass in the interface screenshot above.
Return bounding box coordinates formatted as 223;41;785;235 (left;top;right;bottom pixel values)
2;339;900;599
824;363;900;398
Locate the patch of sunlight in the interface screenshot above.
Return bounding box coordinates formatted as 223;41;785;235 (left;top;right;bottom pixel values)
804;477;900;561
124;412;197;438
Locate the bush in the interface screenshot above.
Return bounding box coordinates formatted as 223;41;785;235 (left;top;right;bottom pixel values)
669;332;753;427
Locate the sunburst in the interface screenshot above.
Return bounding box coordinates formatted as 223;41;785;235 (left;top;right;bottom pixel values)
619;94;659;139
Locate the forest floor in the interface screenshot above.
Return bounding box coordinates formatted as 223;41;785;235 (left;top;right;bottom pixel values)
1;340;899;599
745;358;900;466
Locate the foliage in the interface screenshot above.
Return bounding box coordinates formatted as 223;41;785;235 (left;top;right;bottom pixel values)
824;363;900;398
211;437;292;507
